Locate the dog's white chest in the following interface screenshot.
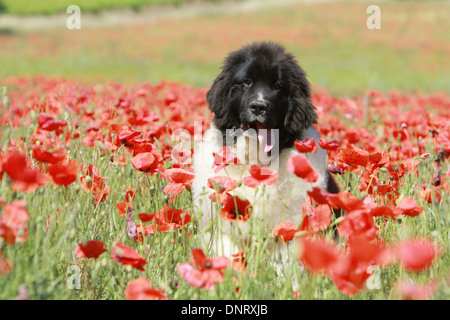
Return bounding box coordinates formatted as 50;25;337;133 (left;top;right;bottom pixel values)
191;126;327;255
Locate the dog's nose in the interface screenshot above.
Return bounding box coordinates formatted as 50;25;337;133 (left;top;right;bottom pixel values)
249;101;267;116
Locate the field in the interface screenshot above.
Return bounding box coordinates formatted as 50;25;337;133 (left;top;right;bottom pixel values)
0;0;449;301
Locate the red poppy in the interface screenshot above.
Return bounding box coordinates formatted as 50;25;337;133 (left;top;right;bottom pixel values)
118;129;144;147
31;145;67;164
111;242;147;271
0;200;29;244
1;150;51;192
207;176;238;194
0;251;12;276
231;251;247;273
394;279;437;300
219;193;252;222
419;186;442;204
329;255;372;296
0;251;12;275
394;239;440;272
318;138;341;151
307;187;333;205
137;205;191;235
336;144;369;167
48;158;79;186
131;151;162;174
297;237;338;274
80;175;110;205
37;113;67;135
162;168;195;195
286;154;319;183
396;197;424;217
124;189;136;202
298;204;332;233
294;137;318;153
132;141;157;157
82;163;100;177
74;240;107;259
272;221;298;242
326;191;365;211
117;201;132;216
242;165;279;188
125;278;167;300
177;248;229;290
337;210;378;241
212;146;241;173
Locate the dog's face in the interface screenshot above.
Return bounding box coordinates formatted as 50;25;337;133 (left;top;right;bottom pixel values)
207;42;318;151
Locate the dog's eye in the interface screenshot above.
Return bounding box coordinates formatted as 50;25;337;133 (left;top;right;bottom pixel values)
243;79;252;87
274;82;283;90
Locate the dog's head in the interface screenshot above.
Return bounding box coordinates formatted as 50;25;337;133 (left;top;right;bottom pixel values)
207;41;318;152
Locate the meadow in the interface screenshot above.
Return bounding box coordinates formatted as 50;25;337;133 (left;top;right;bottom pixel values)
0;1;449;300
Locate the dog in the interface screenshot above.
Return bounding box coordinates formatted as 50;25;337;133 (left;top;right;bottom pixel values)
192;41;339;259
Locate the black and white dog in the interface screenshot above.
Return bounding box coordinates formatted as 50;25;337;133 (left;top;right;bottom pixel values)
192;41;339;257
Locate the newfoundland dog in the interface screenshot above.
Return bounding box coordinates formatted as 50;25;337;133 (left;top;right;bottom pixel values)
192;41;339;257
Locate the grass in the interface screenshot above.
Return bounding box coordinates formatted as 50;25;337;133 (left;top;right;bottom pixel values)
0;0;221;15
0;1;449;95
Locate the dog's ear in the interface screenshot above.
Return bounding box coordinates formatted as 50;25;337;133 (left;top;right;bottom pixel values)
206;71;230;119
284;71;318;135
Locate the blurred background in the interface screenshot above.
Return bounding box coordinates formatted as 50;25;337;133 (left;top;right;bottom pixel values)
0;0;449;95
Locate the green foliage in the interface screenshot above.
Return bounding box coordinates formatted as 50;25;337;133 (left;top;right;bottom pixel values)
1;0;208;15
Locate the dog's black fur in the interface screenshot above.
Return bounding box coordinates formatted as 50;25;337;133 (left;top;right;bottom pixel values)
206;41;341;198
207;41;318;151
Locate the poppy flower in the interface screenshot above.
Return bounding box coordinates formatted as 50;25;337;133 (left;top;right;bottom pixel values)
37;113;67;135
132;141;156;157
231;251;247;273
394;239;441;272
307;187;333;205
118;129;144;147
294;137;318;153
286;154;319;183
111;242;147;271
394;279;437;300
207;176;238;194
162;168;195;195
0;200;29;244
336;144;369;167
297;237;338;274
31;145;67;164
1;150;51;193
337;210;378;241
80;175;110;205
326;192;365;211
219;193;252;222
82;163;100;177
419;186;442;204
74;240;107;259
242;165;279;188
0;251;13;275
177;248;229;290
328;256;372;296
272;221;298;242
125;278;167;300
396;197;424;217
212;147;241;173
298;204;332;233
319;138;341;151
48;158;79;186
137;205;191;235
131;151;162;174
117;201;133;216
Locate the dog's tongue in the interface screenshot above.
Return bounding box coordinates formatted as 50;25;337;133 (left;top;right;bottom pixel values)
254;122;274;153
